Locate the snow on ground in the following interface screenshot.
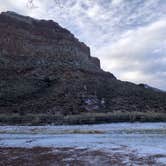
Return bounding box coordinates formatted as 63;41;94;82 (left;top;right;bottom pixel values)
0;123;166;164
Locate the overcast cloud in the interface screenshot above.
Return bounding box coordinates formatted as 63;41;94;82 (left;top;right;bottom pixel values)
0;0;166;90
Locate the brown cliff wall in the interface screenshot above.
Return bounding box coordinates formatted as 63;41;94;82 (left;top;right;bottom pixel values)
0;11;165;124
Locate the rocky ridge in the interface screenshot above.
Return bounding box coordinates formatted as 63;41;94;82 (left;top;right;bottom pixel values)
0;11;165;124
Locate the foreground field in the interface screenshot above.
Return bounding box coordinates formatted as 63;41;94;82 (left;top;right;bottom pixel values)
1;147;165;166
0;123;166;165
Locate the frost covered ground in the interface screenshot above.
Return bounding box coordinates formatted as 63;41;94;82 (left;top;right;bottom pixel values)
0;123;166;165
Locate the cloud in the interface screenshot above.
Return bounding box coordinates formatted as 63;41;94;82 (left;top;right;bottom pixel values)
96;19;166;89
0;0;166;90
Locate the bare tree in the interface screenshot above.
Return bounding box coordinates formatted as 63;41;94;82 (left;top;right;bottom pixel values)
27;0;62;9
27;0;37;9
27;0;92;9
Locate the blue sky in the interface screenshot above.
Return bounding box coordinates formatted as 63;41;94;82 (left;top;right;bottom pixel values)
0;0;166;90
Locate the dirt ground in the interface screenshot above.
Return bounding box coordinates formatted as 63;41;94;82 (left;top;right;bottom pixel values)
0;147;165;166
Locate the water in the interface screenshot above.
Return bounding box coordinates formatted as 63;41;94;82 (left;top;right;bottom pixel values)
0;123;166;161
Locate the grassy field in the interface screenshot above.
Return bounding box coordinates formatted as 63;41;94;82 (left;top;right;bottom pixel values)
0;111;166;125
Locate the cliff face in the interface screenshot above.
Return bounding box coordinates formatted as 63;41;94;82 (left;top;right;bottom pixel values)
0;11;101;74
0;11;165;123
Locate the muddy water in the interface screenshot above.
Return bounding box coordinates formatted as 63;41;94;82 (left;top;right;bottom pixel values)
0;123;166;165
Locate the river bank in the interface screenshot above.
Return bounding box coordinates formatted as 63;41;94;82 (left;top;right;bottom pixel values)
0;112;166;125
1;147;165;166
0;123;166;165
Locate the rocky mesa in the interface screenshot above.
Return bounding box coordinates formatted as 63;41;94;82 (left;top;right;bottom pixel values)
0;11;166;124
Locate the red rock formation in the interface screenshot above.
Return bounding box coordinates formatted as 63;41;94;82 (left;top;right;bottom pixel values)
0;11;165;124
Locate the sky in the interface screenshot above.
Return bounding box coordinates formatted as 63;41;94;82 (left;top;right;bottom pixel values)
0;0;166;90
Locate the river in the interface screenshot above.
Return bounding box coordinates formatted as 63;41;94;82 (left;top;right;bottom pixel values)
0;123;166;165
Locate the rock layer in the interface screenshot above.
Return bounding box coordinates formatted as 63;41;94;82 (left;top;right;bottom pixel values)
0;11;165;123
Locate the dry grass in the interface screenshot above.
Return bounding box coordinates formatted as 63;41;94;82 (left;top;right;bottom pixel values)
0;147;163;166
0;111;166;125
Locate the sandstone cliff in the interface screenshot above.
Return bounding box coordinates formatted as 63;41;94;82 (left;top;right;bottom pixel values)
0;11;165;124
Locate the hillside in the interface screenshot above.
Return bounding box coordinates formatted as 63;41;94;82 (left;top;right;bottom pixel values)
0;11;166;124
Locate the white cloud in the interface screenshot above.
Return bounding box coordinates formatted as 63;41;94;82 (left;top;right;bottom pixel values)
96;19;166;89
111;0;123;5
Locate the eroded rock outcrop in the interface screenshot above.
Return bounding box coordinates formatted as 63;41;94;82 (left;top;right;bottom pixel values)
0;11;165;124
